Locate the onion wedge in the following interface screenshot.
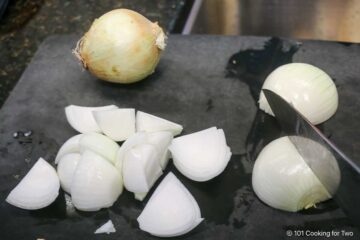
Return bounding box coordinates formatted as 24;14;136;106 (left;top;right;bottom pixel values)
6;158;60;210
55;134;83;164
71;150;123;211
57;153;81;193
65;105;118;133
169;127;232;181
93;108;135;142
79;133;119;165
146;131;173;169
123;144;162;200
137;172;203;237
136;111;183;136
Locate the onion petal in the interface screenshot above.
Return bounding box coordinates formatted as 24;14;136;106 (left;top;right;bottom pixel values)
79;133;119;165
94;220;116;234
65;105;118;133
71;150;123;211
169;127;232;181
123;144;162;199
137;172;203;237
136;111;183;136
93;108;135;142
6;158;60;210
57;153;81;193
55;134;83;164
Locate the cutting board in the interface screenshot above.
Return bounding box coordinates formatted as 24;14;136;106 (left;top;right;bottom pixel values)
0;35;359;239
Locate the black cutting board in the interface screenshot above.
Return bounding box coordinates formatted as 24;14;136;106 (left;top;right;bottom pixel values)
0;35;359;239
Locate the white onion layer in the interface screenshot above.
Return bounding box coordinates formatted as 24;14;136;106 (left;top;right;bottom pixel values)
122;144;162;199
94;220;116;234
146;131;173;169
55;134;83;164
136;111;183;136
79;133;119;165
57;153;81;193
65;105;118;133
71;150;123;211
258;63;338;125
137;172;203;237
6;158;60;210
252;136;340;212
169;127;232;181
93;108;135;142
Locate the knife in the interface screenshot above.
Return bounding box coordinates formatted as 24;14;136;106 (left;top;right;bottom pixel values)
263;89;360;226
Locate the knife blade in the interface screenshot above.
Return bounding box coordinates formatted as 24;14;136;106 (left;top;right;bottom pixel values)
263;89;360;226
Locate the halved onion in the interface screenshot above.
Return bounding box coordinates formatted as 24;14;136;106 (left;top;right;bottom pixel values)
55;134;83;164
79;133;119;164
146;131;173;169
6;158;60;210
65;105;118;133
258;63;338;125
136;111;183;136
137;172;203;237
57;153;81;193
123;144;162;200
169;127;232;181
93;108;135;142
71;150;123;211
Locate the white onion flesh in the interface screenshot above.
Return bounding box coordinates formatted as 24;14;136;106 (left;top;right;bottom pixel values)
146;131;173;169
93;108;135;142
136;111;183;136
137;172;203;237
71;150;123;211
75;9;166;84
57;153;81;193
94;220;116;234
79;133;119;165
258;63;338;125
6;158;60;210
115;132;148;172
169;127;232;181
123;144;162;200
55;134;83;164
65;105;118;133
252;136;340;212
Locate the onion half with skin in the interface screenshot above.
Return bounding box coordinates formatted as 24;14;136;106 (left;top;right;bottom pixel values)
258;63;338;125
137;172;203;237
74;9;166;83
6;158;60;210
252;136;340;212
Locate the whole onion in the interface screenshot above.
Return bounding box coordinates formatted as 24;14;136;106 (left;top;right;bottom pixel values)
74;9;166;84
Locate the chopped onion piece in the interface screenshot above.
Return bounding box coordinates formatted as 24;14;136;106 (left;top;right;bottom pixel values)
71;150;123;211
136;111;183;136
115;132;148;172
93;108;135;142
65;105;118;133
6;158;60;210
146;131;173;169
123;144;162;200
138;172;203;237
57;153;81;193
55;134;83;164
169;127;232;181
94;220;116;234
79;133;119;165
